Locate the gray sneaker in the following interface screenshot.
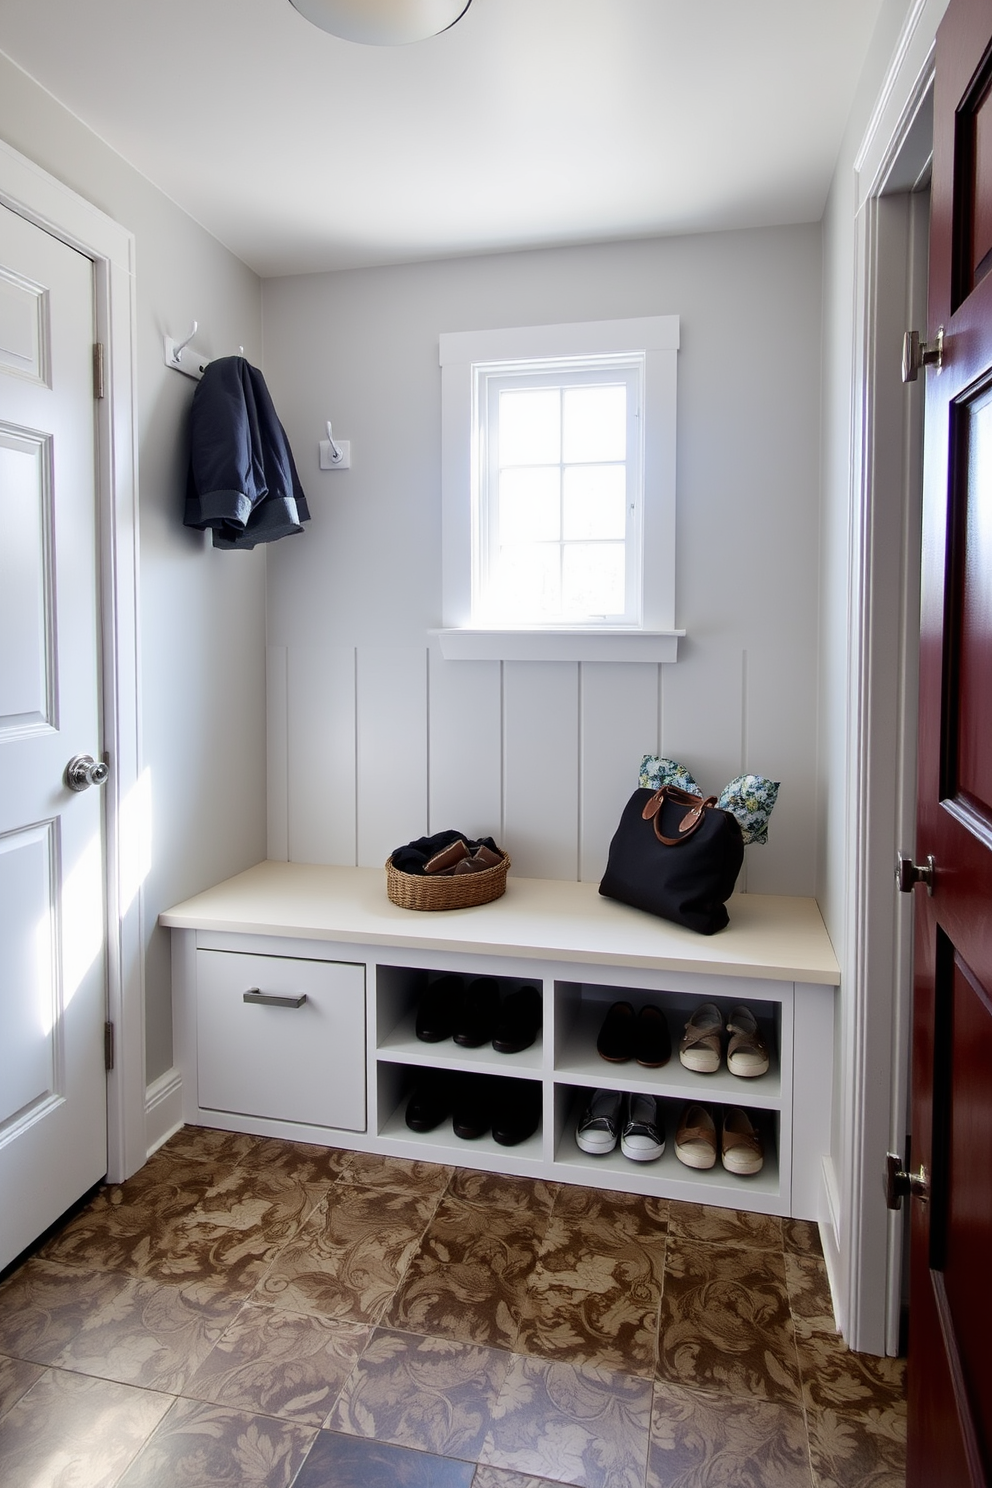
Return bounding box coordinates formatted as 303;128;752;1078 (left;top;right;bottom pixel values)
576;1089;622;1154
621;1092;666;1162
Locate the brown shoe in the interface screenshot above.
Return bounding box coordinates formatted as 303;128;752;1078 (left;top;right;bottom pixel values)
726;1005;770;1078
674;1103;718;1169
678;1002;722;1073
721;1107;764;1175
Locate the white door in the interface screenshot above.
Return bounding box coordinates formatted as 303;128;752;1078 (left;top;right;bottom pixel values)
0;202;107;1268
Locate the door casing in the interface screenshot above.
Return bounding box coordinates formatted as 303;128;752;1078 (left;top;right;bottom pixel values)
0;137;144;1185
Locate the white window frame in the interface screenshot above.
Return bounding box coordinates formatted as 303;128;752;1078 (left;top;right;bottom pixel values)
436;315;682;662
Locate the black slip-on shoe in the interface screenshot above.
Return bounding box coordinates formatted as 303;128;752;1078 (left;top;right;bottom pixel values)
415;974;461;1043
635;1004;672;1067
404;1071;454;1133
596;1001;636;1062
453;976;500;1047
491;1078;542;1146
452;1075;493;1139
492;985;542;1054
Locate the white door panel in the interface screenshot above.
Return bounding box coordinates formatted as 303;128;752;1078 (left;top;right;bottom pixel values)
0;203;107;1268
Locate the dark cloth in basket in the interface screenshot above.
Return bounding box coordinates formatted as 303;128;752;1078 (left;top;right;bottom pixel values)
391;830;501;876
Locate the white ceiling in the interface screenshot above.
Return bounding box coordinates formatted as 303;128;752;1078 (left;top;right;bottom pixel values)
0;0;887;278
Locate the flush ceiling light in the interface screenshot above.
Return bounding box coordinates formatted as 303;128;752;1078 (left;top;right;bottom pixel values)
289;0;472;44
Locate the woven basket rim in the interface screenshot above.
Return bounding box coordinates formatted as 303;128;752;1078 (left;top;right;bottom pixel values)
385;849;510;911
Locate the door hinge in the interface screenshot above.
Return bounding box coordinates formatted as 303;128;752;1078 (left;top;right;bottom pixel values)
93;342;106;400
104;1020;115;1071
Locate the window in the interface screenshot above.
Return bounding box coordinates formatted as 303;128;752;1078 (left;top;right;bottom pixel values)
476;357;643;627
437;315;682;662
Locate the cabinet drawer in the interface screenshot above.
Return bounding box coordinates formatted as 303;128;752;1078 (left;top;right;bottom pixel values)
196;950;366;1131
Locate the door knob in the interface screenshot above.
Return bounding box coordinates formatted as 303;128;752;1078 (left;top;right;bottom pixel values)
901;326;943;382
885;1152;930;1209
65;754;110;792
896;852;935;895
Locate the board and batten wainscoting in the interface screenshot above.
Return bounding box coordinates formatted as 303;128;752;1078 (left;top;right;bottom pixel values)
266;640;816;894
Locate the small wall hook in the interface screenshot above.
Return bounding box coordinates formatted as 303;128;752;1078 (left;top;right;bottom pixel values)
319;420;351;471
172;321;198;361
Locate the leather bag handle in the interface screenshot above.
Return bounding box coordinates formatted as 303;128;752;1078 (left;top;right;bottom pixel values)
641;785;719;846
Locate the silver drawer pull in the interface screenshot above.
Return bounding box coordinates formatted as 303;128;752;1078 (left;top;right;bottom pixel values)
242;988;307;1009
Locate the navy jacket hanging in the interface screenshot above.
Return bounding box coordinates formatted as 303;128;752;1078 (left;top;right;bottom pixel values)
183;355;311;550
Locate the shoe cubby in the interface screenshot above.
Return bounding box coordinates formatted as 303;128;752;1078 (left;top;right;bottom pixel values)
375;963;544;1076
375;1060;545;1166
552;980;781;1108
552;1084;783;1208
171;878;835;1222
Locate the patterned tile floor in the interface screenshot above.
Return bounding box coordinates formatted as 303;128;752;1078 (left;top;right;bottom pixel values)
0;1126;906;1488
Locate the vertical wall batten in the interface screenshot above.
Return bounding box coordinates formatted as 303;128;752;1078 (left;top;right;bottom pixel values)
356;646;428;867
579;661;660;883
287;645;357;865
503;661;579;879
266;646;289;861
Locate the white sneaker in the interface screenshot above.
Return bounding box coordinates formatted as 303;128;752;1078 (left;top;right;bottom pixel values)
620;1092;666;1162
576;1089;622;1154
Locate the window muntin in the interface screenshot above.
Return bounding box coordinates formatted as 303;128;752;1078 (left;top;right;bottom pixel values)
474;357;643;627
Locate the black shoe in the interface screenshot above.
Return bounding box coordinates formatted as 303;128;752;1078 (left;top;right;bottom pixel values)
491;1078;542;1146
453;977;500;1048
405;1071;454;1132
452;1076;493;1139
635;1004;672;1067
596;1001;636;1062
492;986;542;1054
415;974;461;1043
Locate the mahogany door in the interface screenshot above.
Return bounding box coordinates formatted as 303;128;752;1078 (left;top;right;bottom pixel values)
906;1;992;1483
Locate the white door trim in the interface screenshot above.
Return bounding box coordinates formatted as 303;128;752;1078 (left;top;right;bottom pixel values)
837;0;946;1353
0;137;144;1185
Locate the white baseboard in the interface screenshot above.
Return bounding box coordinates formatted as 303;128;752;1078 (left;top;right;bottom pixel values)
144;1068;183;1156
819;1154;846;1338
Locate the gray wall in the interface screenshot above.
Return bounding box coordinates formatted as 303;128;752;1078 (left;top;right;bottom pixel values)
0;53;268;1084
262;226;823;893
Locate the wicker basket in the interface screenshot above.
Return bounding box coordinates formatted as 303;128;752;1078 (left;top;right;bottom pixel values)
385;852;510;911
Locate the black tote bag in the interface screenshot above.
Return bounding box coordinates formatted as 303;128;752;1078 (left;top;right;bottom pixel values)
599;785;745;935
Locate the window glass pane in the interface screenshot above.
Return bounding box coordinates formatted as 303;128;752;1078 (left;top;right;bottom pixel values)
562;541;625;617
488;543;561;620
563;464;626;540
499;467;560;544
562;384;626;464
499;388;560;466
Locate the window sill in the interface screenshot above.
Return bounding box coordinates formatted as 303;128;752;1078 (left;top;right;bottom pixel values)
430;628;684;663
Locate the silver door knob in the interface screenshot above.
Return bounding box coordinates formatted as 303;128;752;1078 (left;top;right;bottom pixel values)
65;754;110;792
895;852;935;896
885;1152;930;1209
901;326;943;382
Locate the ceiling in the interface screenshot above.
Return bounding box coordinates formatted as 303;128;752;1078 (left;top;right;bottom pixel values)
0;0;888;278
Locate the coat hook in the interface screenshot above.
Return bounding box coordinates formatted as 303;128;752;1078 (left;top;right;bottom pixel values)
172;321;198;361
325;421;342;461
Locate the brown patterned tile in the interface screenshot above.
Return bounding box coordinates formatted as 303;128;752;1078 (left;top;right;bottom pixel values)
116;1396;316;1487
647;1377;813;1487
52;1274;241;1392
253;1185;436;1323
0;1258;130;1364
807;1404;907;1488
296;1430;476;1487
184;1302;371;1426
236;1135;354;1184
0;1367;172;1488
784;1218;824;1257
516;1190;667;1377
326;1328;512;1459
0;1356;44;1424
785;1252;837;1335
667;1201;783;1252
339;1151;454;1198
657;1237;802;1405
385;1194;546;1350
795;1326;906;1417
448;1169;558;1223
472;1469;560;1488
479;1353;653;1488
156;1124;262;1165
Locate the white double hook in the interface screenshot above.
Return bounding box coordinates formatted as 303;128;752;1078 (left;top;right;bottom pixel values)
171;320;198;363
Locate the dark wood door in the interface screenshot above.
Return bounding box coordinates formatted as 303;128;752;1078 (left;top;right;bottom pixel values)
908;2;992;1484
